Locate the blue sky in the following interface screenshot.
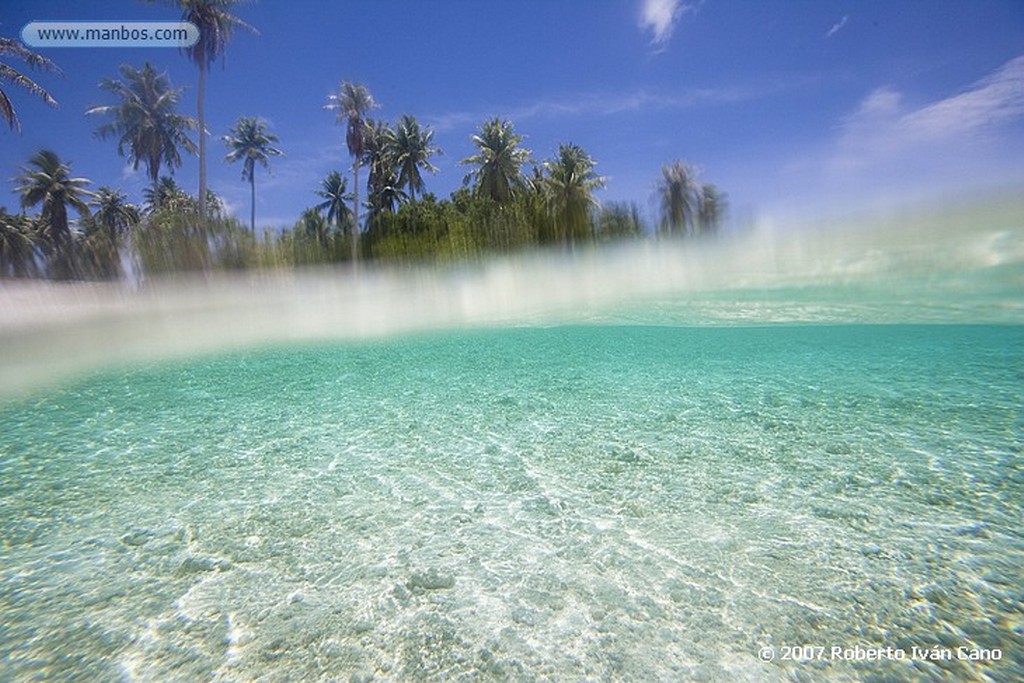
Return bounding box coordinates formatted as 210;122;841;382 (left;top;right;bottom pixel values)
2;0;1023;229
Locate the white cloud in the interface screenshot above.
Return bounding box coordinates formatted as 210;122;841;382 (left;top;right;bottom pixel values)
425;80;803;133
639;0;691;49
900;56;1024;139
834;55;1024;169
825;15;848;38
761;55;1024;215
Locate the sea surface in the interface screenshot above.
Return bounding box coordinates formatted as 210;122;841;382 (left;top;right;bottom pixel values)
1;198;1022;681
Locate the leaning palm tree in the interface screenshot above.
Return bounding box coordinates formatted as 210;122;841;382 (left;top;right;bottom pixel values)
223;116;283;232
14;149;93;279
657;160;699;236
542;143;606;248
0;37;61;132
393;114;440;203
460;118;532;204
87;63;198;211
155;0;257;221
325;81;377;263
314;170;353;234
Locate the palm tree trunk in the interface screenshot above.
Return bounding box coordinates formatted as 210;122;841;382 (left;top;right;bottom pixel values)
151;168;161;211
197;62;207;222
352;162;360;264
250;174;256;233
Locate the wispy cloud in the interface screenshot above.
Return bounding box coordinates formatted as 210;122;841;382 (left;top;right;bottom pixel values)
425;80;801;133
834;55;1024;168
900;56;1024;139
639;0;693;50
825;15;848;38
768;55;1024;213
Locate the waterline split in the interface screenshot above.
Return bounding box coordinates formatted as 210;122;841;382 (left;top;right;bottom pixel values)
1;194;1021;399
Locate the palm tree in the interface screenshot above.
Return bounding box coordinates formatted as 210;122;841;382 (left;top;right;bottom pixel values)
697;184;726;235
298;207;330;250
460;118;532;204
314;170;353;234
325;81;377;263
542;143;606;248
363;119;405;221
393;114;440;202
223;116;283;232
87;63;198;211
87;187;140;279
0;208;38;277
143;176;189;214
91;186;140;244
657;160;699;236
0;37;61;132
158;0;257;221
596;202;644;242
14;149;93;279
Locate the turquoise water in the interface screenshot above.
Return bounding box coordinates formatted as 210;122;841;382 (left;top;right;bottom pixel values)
1;323;1022;681
2;199;1023;681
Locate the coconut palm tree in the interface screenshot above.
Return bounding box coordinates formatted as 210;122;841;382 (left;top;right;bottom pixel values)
0;208;39;277
325;81;377;263
542;143;606;248
393;114;440;203
363;119;406;221
92;187;138;254
460;118;532;204
86;187;140;279
87;63;198;211
314;170;353;234
223;116;283;232
156;0;257;221
142;176;188;214
91;186;139;244
14;149;93;279
298;207;330;250
697;183;726;235
658;160;699;236
0;37;61;132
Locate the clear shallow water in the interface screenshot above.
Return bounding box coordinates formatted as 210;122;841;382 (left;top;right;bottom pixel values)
1;324;1022;681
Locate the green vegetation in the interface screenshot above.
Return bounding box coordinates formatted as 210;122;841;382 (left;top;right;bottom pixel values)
83;187;140;279
0;6;727;282
0;208;40;278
